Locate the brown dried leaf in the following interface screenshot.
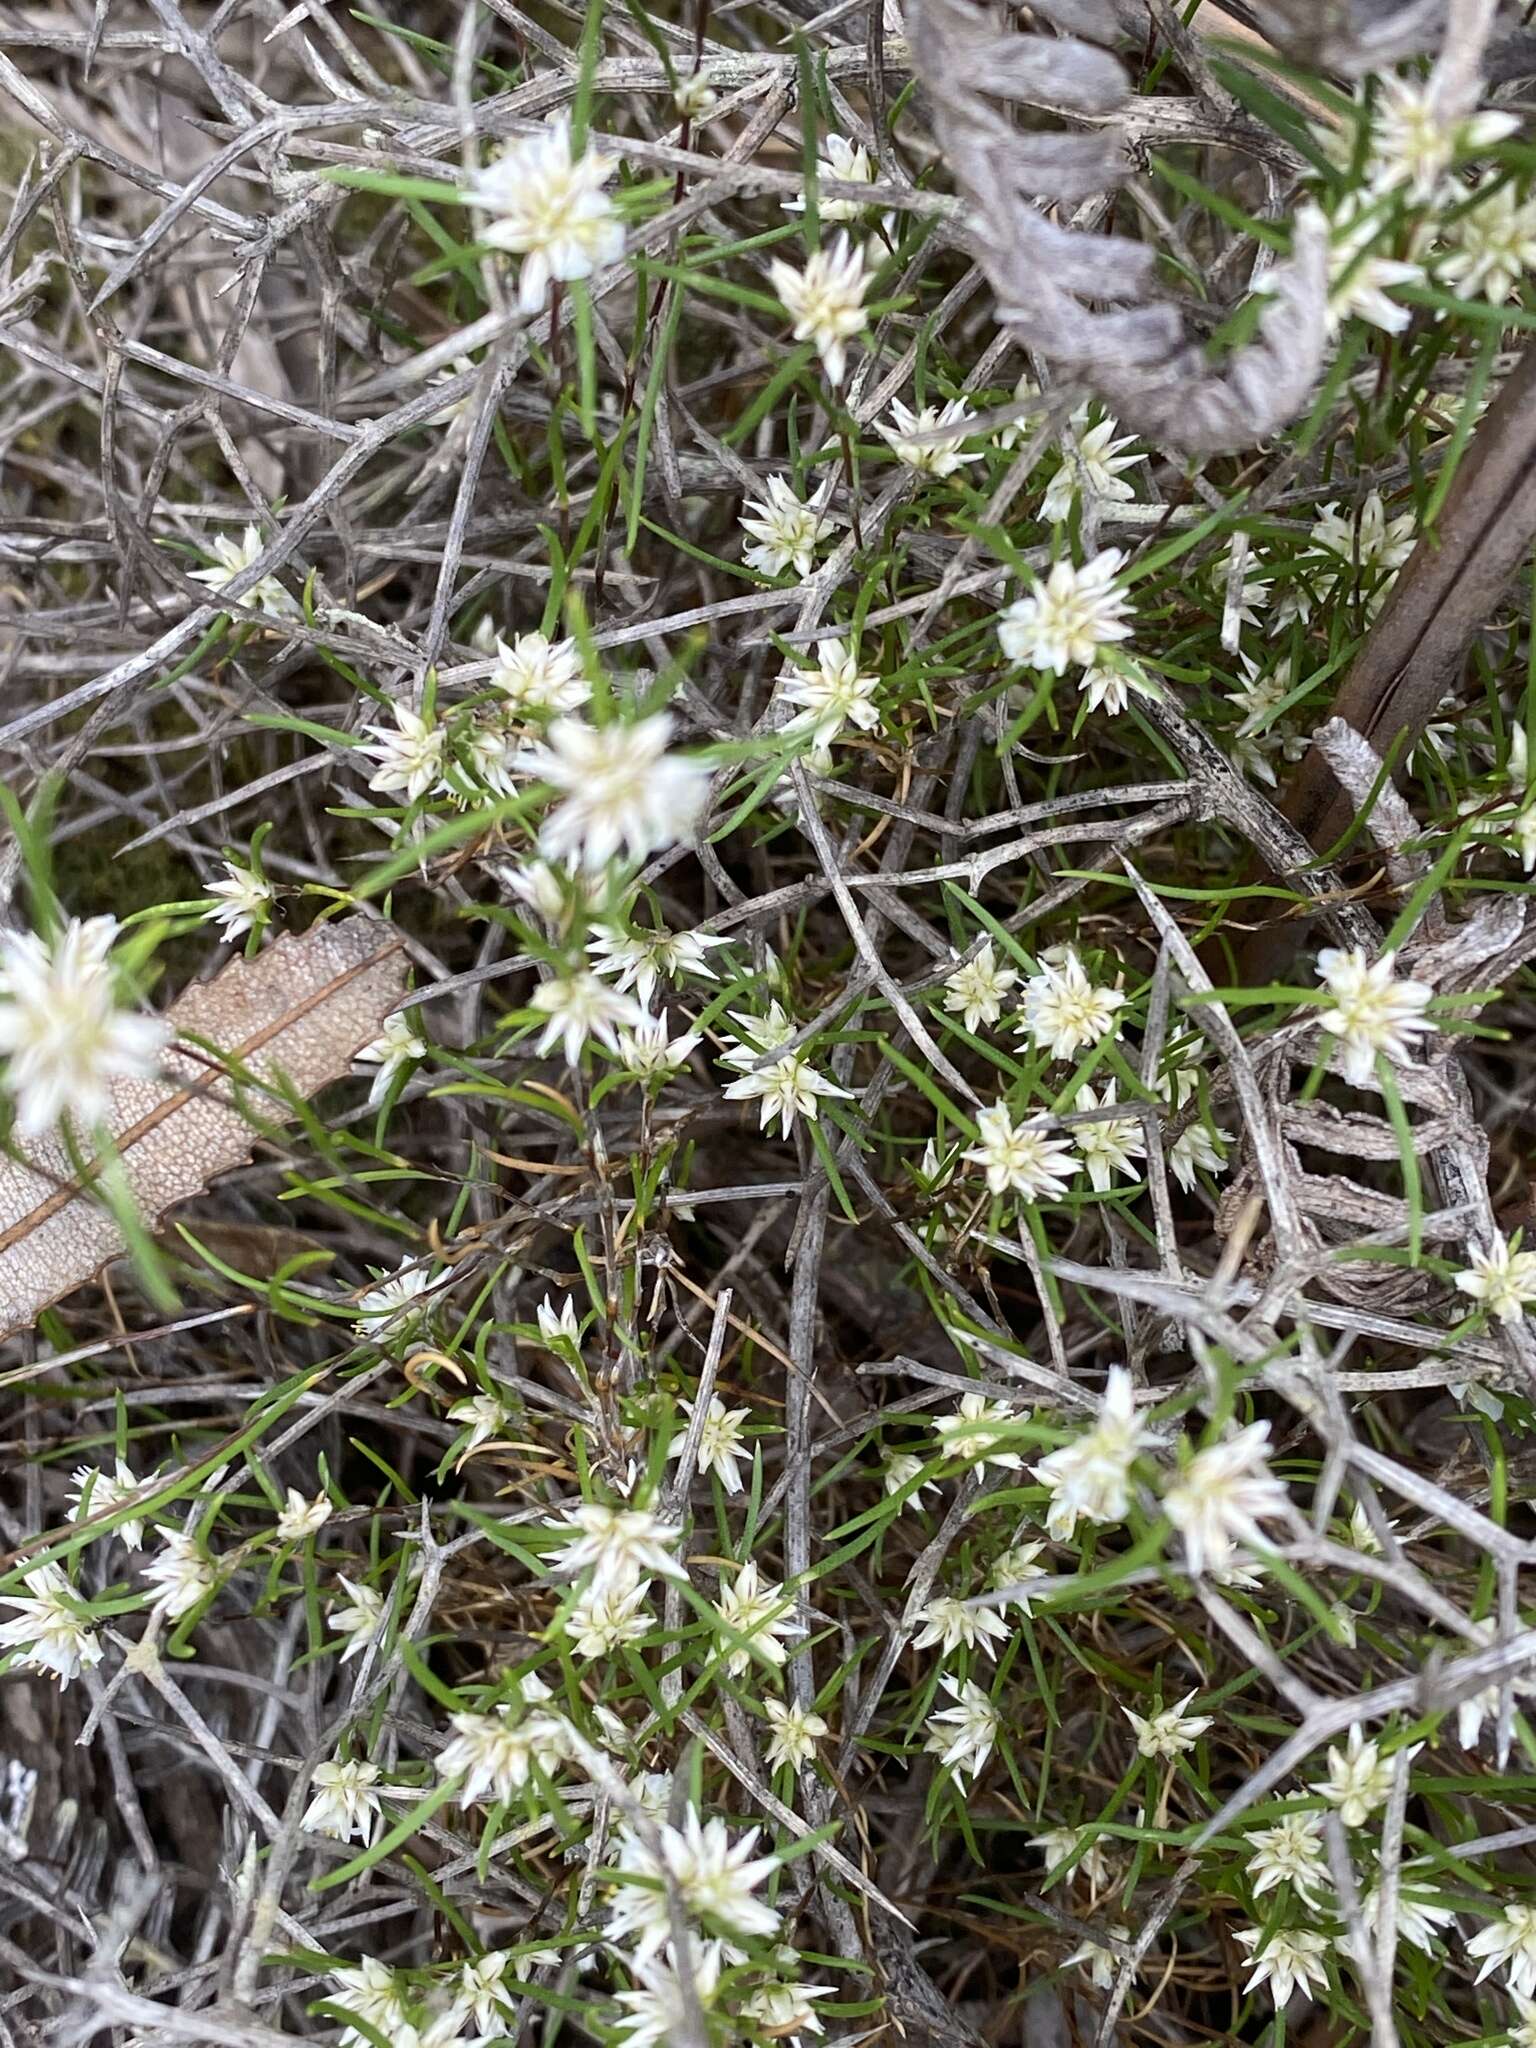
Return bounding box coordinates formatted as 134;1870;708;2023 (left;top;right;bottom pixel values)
0;917;405;1340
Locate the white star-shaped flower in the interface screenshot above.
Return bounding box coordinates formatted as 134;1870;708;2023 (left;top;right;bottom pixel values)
613;1938;725;2048
987;1541;1047;1610
763;1696;829;1770
67;1457;149;1550
564;1577;654;1659
587;923;728;1005
912;1594;1010;1661
551;1502;686;1593
275;1487;332;1543
719;1001;852;1138
1236;1925;1331;2007
784;132;879;221
741;474;834;578
488;630;590;714
1438;174;1536;304
353;1260;434;1339
303;1757;382;1845
1314;946;1433;1086
359;705;447;803
1366;73;1517;203
1064;1927;1130;1991
327;1956;408;2048
608;1810;780;1959
925;1674;999;1780
942;942;1018;1034
188;524;299;619
878;396;982;478
1070;1080;1147;1193
779;636;882;755
1163;1420;1289;1575
529;967;646;1066
0;1563;102;1687
1317;203;1425;335
615;1011;702;1079
1469;1901;1536;1998
537;1293;582;1347
328;1574;387;1662
1041;406;1138;522
934;1393;1024;1477
447;1391;511;1461
355;1010;427;1108
1124;1689;1212;1759
768;233;871;385
673;71;718;122
1032;1366;1155;1540
1456;1231;1536;1324
141;1525;216;1620
527;714;709;871
1310;1723;1414;1828
712;1560;804;1676
884;1450;940;1505
205;859;273;941
1017;946;1126;1061
1361;1868;1455;1954
998;550;1133;676
1245;1811;1330;1907
0;915;167;1137
465;117;623;311
1169;1119;1231;1191
670;1393;752;1495
963;1101;1079;1200
435;1694;573;1805
1079;660;1159;717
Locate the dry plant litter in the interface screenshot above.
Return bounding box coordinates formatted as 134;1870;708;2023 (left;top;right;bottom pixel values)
5;1;1536;2045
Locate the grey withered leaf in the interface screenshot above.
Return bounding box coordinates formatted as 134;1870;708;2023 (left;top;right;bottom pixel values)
913;0;1501;450
902;0;1346;452
1245;0;1446;73
0;918;405;1340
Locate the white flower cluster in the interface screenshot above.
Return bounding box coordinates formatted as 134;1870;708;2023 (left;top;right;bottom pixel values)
1314;945;1434;1086
1226;1722;1470;2011
335;1478;824;2045
1205;492;1418;781
865;1366;1306;1819
41;66;1536;2048
360;690;709;872
1047;1718;1484;2016
906;1367;1292;1584
265;1427;837;2039
324;1943;572;2048
2;1454;358;1688
1282;72;1529;343
769;233;872;386
342;650;733;1090
998;549;1134;680
777;636;882;768
934;941;1230;1204
510;881;729;1082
